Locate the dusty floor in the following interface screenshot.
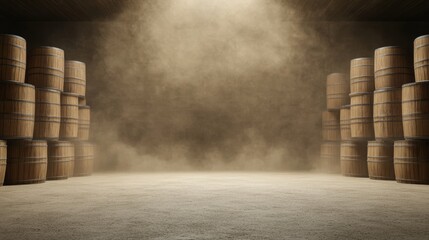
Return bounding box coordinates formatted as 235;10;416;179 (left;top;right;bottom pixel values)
0;172;428;240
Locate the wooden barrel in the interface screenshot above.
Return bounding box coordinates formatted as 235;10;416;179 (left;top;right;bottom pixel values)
47;141;74;180
402;81;429;139
320;142;340;173
74;141;94;177
4;140;47;185
326;73;349;110
322;110;340;141
350;57;374;93
64;60;86;97
26;46;64;91
78;105;90;140
414;35;429;81
0;80;35;139
340;141;368;177
373;88;403;140
394;140;429;184
340;105;351;140
374;46;413;89
34;88;61;140
59;92;79;139
367;140;395;180
0;140;6;186
349;92;374;140
0;34;26;82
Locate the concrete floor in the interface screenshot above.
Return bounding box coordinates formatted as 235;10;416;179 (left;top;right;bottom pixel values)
0;172;428;240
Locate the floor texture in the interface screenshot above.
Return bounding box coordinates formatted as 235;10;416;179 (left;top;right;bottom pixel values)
0;172;428;240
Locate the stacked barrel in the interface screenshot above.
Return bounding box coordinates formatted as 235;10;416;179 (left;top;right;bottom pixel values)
320;73;349;172
394;35;429;184
0;34;95;187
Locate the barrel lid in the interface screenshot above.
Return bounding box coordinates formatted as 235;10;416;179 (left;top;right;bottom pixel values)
79;105;91;109
340;140;368;145
402;80;429;88
66;60;85;65
0;80;35;88
368;140;393;145
349;92;372;97
414;34;429;42
36;87;61;94
373;87;401;93
61;92;80;97
374;46;402;51
48;140;74;145
351;57;373;61
0;34;26;41
32;46;64;52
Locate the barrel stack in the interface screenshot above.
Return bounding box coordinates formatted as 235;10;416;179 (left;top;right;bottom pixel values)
320;73;349;172
342;58;373;177
392;35;429;184
0;34;96;186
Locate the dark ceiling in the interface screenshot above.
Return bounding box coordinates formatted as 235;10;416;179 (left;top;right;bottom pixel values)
1;0;429;21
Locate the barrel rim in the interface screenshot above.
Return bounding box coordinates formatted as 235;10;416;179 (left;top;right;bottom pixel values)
0;80;35;88
374;46;402;52
368;140;394;145
349;92;373;97
61;92;80;97
351;57;373;62
327;72;346;78
373;87;401;93
79;105;91;109
340;140;368;145
402;80;429;88
66;60;86;65
414;34;429;42
48;140;75;145
0;34;26;41
36;88;62;94
340;105;351;109
32;46;65;52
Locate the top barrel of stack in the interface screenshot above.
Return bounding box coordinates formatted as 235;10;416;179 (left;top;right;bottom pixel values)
414;35;429;81
26;46;64;91
374;46;413;89
350;58;374;93
0;34;26;82
64;60;86;98
326;73;349;110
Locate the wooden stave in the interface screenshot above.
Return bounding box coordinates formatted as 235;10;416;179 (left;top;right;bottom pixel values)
0;140;6;186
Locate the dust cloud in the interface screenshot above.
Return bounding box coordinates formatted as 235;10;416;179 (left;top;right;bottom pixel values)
90;0;330;171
